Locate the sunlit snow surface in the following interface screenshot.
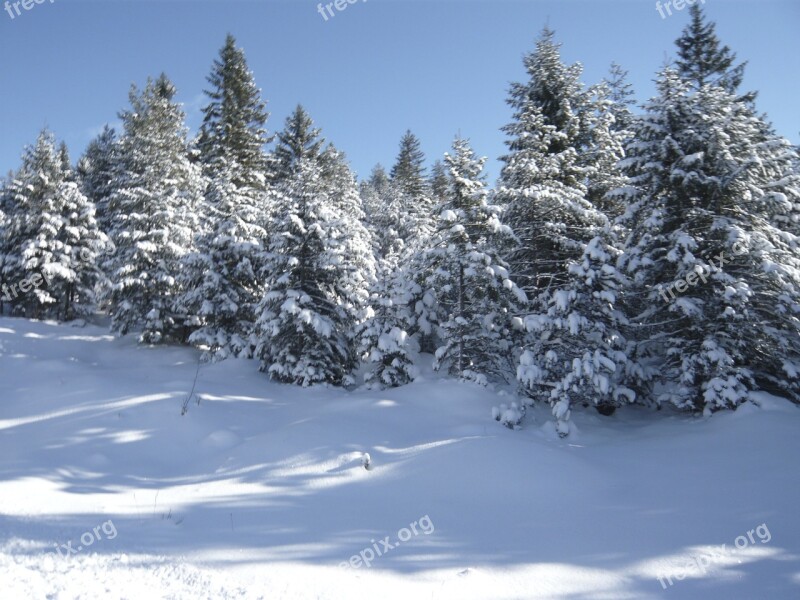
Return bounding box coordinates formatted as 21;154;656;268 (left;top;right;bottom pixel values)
1;317;799;599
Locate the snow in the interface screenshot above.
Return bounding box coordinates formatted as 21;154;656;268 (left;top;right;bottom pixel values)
1;317;800;598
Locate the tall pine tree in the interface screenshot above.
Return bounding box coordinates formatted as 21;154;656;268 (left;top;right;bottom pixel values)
105;74;203;342
420;137;525;384
196;34;272;188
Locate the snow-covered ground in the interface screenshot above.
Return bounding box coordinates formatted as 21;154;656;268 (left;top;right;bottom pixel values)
1;317;799;599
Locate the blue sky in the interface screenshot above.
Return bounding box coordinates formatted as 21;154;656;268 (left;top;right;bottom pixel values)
1;0;798;183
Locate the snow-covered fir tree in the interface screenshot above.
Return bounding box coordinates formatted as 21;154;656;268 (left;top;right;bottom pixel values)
496;28;638;431
196;34;272;188
518;230;637;436
390;130;434;247
603;63;636;135
497;28;609;300
419;137;525;384
77;125;118;233
272;105;325;183
178;35;274;360
0;130;106;320
391;130;427;198
359;164;406;262
674;4;749;98
357;256;416;389
254;111;371;386
255;159;359;386
618;67;800;412
177;159;274;360
429;160;449;205
319;144;376;292
105;74;203;343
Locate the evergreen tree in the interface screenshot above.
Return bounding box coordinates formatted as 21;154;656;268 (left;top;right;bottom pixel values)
603;62;636;134
619;68;800;411
272;105;324;182
429;160;448;205
498;29;609;299
197;34;271;188
389;130;434;250
360;164;406;262
319;144;376;292
586;78;630;218
0;131;106;320
390;130;427;197
674;5;751;99
254;157;366;386
357;257;416;389
420;137;525;384
77;125;119;233
177;159;274;360
518;231;637;436
105;74;203;343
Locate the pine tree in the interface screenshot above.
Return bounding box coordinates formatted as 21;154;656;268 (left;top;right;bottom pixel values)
497;28;608;299
603;62;636;134
360;164;406;262
197;34;271;188
254;158;363;386
56;163;108;320
357;257;416;389
674;5;751;100
177;159;274;360
77;125;118;233
390;130;434;246
272;105;324;182
429;160;448;205
619;68;800;411
420;137;525;384
518;230;637;436
0;131;106;320
586;78;631;218
105;74;203;343
319;144;376;293
390;130;427;197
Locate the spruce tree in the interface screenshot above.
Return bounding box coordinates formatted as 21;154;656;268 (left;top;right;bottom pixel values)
272;105;324;182
388;130;434;251
420;137;525;384
429;160;448;205
177;159;274;360
77;125;118;233
1;131;106;320
360;164;406;262
619;68;800;411
254;112;371;386
357;257;416;389
254;158;362;386
603;63;636;134
674;5;751;100
497;28;608;299
391;130;427;198
105;74;203;342
518;230;637;436
197;34;271;188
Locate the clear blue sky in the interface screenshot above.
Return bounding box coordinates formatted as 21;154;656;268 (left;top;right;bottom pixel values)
1;0;798;183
